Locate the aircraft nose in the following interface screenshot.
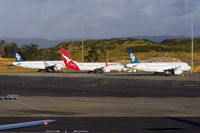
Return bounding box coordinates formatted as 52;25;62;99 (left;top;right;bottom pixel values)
188;66;191;71
11;62;20;66
11;62;16;65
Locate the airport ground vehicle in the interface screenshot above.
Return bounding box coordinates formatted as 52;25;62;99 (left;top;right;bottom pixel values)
5;95;18;100
0;96;4;100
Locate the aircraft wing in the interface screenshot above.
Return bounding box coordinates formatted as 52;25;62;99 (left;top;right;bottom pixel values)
126;64;137;68
0;119;56;131
87;65;105;71
156;66;180;72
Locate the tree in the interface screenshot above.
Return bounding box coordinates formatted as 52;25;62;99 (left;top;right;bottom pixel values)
0;40;5;57
21;44;39;60
3;43;19;58
38;49;60;60
86;45;99;62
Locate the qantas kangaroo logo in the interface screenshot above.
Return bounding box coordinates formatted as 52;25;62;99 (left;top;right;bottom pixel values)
61;48;80;70
62;54;72;64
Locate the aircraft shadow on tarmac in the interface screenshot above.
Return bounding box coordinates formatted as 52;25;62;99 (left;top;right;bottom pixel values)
146;127;185;131
167;117;200;127
104;73;172;77
43;71;176;76
39;71;87;74
145;117;200;131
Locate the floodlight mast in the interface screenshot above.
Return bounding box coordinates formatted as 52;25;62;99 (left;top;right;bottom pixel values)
80;16;84;63
191;12;194;73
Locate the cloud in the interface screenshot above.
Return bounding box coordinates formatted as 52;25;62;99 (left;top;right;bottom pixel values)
0;0;199;39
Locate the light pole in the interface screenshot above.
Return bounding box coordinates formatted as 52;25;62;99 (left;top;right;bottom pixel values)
191;12;194;73
80;17;84;63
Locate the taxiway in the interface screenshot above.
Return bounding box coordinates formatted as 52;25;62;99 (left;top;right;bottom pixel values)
0;72;200;133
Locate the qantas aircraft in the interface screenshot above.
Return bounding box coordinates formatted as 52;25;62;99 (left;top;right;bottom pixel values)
126;49;191;76
11;50;65;72
0;119;55;131
61;48;124;73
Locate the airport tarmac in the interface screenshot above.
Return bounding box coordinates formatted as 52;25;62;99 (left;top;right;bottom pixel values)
1;71;200;81
0;72;200;133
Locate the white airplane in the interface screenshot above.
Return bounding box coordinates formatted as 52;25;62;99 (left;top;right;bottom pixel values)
0;119;55;131
11;50;65;72
126;49;191;76
61;48;124;73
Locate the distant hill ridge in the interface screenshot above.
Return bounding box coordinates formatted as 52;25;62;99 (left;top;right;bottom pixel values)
0;35;188;48
0;37;79;48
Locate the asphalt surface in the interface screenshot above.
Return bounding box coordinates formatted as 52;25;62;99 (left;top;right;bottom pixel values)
0;72;200;133
1;117;200;133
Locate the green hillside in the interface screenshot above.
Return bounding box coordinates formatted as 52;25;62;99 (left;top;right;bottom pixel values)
46;38;200;64
1;38;200;67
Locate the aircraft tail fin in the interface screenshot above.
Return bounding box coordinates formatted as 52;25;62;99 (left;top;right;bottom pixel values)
13;50;24;62
128;49;139;63
61;48;71;60
61;48;80;70
105;61;108;66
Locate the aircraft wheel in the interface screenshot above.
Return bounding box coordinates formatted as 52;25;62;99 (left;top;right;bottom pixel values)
95;70;99;74
153;72;157;76
181;73;184;77
171;69;175;75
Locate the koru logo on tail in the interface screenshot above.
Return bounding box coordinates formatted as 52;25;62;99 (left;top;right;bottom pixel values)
130;53;135;62
16;53;21;61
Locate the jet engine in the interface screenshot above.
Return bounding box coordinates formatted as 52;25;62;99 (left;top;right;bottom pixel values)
53;64;62;71
102;66;111;72
174;69;183;75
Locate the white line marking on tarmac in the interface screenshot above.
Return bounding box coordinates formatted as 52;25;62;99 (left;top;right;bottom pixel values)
13;100;40;111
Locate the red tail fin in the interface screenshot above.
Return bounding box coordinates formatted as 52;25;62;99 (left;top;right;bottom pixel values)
105;61;108;66
61;48;71;59
61;48;80;70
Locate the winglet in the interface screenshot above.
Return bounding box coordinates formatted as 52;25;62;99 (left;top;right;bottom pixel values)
0;119;56;131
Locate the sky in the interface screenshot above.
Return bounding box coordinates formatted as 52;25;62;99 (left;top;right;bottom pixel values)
0;0;199;40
